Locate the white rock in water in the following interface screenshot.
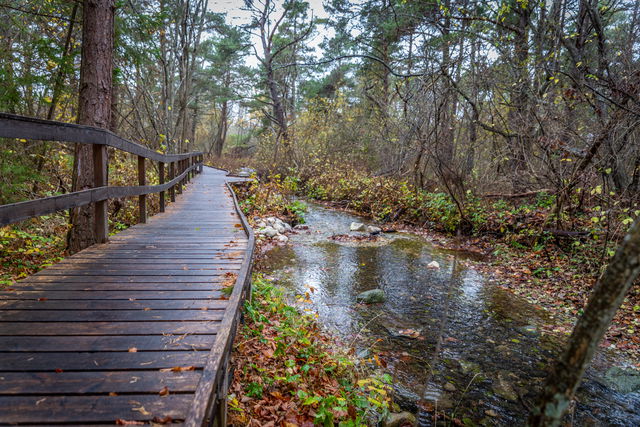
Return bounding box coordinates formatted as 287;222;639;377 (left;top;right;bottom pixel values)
427;261;440;270
350;222;366;232
294;224;309;230
367;226;382;234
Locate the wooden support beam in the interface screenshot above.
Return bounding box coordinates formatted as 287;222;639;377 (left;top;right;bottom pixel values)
169;162;176;202
93;145;108;243
177;160;183;195
138;156;146;223
159;162;165;213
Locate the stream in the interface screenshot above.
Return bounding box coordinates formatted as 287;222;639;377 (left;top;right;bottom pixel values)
259;202;640;426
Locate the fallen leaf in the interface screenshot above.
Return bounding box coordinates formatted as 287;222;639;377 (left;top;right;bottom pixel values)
159;366;195;372
397;329;421;338
159;386;169;396
132;406;151;416
128;347;138;353
55;368;63;373
116;419;144;425
485;409;498;417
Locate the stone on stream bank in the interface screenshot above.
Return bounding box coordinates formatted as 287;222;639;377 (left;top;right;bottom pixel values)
601;366;640;393
255;217;293;242
383;411;417;427
349;222;382;234
355;289;385;304
491;371;519;402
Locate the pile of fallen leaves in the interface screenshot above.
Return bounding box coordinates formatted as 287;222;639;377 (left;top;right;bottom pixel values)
228;275;392;426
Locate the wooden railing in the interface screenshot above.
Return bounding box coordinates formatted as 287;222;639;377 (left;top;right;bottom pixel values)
0;113;203;243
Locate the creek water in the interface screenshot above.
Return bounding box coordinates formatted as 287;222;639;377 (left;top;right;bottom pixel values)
259;202;640;426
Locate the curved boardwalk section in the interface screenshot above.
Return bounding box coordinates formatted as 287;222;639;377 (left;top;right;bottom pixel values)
0;167;254;425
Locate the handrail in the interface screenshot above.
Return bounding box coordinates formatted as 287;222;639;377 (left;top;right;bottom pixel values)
0;112;199;162
0;163;198;226
0;113;205;242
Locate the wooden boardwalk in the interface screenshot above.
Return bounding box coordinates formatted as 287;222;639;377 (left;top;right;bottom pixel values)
0;167;254;425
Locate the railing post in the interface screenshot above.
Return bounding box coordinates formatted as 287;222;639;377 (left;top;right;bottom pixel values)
177;159;183;195
159;161;165;213
138;155;146;223
169;161;176;202
199;154;203;172
93;145;108;243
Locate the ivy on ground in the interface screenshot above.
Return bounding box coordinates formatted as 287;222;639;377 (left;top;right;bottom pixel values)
228;275;391;426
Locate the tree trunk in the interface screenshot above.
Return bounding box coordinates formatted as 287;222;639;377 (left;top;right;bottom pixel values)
213;98;228;157
67;0;114;254
529;218;640;426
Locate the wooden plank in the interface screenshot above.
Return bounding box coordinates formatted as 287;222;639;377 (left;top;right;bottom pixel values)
0;351;209;372
0;299;228;311
19;276;234;283
0;370;201;395
0;290;223;300
0;321;220;336
1;335;216;352
0;310;224;322
0;394;192;423
30;269;240;276
48;260;242;267
10;283;224;291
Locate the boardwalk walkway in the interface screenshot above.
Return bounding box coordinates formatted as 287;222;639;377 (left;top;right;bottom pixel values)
0;167;254;425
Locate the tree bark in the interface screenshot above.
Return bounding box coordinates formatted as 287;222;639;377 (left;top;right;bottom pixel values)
529;218;640;426
67;0;114;254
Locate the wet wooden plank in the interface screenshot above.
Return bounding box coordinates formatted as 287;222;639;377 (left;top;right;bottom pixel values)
0;370;201;395
9;282;224;291
0;299;227;310
0;321;220;336
1;335;216;352
0;309;224;322
0;290;223;299
30;269;240;276
0;394;192;423
0;351;209;372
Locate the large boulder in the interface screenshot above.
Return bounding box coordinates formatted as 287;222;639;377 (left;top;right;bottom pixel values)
355;289;385;304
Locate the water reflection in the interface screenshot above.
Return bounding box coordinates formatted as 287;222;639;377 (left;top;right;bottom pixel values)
261;203;640;425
